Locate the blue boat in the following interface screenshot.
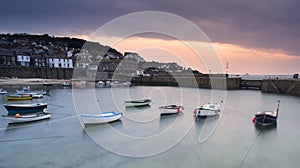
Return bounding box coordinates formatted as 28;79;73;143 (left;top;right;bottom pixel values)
4;103;48;115
253;100;280;126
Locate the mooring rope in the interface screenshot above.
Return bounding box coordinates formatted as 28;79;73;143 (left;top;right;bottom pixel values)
238;131;262;168
0;135;64;142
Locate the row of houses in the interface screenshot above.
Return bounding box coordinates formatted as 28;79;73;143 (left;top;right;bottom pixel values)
0;54;73;68
0;49;188;78
0;51;140;74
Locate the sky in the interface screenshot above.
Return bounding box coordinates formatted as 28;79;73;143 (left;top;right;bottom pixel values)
0;0;299;75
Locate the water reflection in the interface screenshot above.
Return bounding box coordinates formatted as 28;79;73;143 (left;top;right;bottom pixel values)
194;115;221;143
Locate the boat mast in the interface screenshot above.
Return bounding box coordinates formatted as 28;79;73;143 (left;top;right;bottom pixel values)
276;99;280;118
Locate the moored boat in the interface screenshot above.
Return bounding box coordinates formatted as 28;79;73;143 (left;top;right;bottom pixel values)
2;110;51;124
4;102;47;115
63;82;72;87
0;88;7;94
194;103;221;117
123;81;131;87
40;89;50;95
80;111;122;124
105;81;111;87
96;81;105;88
16;86;30;94
124;99;151;107
31;94;43;99
111;81;124;87
6;94;32;101
16;86;49;96
43;83;52;86
159;105;184;115
252;100;280;126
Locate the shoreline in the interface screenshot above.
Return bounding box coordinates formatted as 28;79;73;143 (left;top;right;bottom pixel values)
0;77;299;96
0;78;69;86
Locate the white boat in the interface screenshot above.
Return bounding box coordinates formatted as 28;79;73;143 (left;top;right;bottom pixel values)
2;110;51;124
123;82;131;87
124;99;151;107
31;94;43;99
16;86;30;94
194;103;221;117
105;81;111;87
43;83;52;86
40;89;50;95
111;81;131;87
80;111;122;124
16;87;49;96
0;88;7;94
159;105;184;115
111;81;124;87
62;82;72;87
96;81;105;87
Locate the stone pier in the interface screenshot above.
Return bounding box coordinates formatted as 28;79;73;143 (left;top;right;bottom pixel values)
261;79;300;96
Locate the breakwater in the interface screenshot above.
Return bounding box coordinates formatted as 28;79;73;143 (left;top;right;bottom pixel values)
261;79;300;96
1;67;299;96
130;76;300;96
131;76;241;90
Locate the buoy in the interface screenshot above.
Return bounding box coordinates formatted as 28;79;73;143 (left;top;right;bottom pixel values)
252;117;256;123
15;113;21;118
181;106;185;110
177;108;181;113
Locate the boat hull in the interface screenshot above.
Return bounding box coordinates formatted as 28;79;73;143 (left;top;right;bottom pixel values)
3;112;51;124
124;99;151;107
6;95;32;101
255;113;277;125
195;108;220;117
0;88;7;94
80;112;122;124
4;103;48;115
159;105;182;115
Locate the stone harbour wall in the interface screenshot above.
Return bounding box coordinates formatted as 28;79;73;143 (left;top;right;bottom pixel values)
261;79;300;96
0;67;73;79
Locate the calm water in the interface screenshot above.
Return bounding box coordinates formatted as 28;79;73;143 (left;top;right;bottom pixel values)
0;86;300;168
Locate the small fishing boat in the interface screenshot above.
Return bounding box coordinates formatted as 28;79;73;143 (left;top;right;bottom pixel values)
16;86;49;96
6;94;32;101
31;94;43;99
111;81;124;87
252;100;280;126
0;88;7;94
80;111;122;124
105;81;111;87
43;83;52;86
16;86;30;94
159;105;184;115
2;110;51;124
123;81;131;87
62;81;72;87
40;89;50;96
4;102;47;115
96;81;105;88
194;103;221;117
124;99;151;107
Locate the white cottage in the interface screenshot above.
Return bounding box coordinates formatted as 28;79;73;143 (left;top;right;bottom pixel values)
48;58;73;68
17;55;30;67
